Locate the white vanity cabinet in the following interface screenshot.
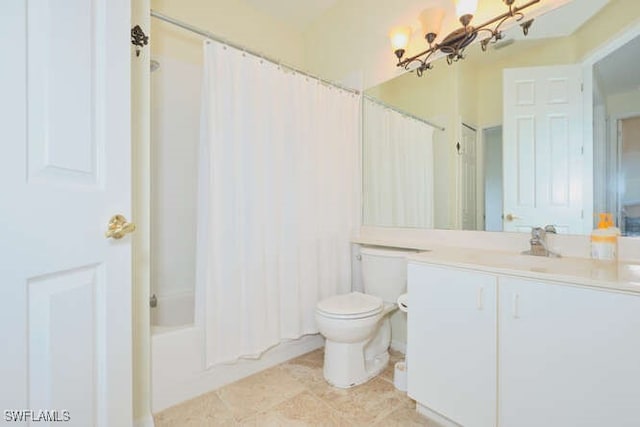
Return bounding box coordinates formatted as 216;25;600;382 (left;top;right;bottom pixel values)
499;277;640;427
408;261;640;427
407;264;497;427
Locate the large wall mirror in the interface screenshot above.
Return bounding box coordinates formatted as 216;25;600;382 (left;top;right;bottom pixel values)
362;0;640;236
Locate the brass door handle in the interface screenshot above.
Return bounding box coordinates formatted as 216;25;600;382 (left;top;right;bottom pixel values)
105;214;136;239
504;213;521;222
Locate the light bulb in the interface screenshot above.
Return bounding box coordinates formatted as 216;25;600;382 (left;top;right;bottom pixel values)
419;8;445;44
389;26;412;52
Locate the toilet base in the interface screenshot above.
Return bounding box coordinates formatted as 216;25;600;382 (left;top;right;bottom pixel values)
323;340;389;388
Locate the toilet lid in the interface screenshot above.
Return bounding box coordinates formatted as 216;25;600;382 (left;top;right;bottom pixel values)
316;292;383;318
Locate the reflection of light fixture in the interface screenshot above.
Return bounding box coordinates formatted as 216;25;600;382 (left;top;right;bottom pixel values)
391;0;539;76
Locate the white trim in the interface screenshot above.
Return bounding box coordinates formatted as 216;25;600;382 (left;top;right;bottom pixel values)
611;113;640;231
581;22;640;67
134;415;155;427
457;121;479;231
415;403;463;427
152;288;195;299
478;125;504;232
611;112;640;121
581;64;595;234
582;20;640;233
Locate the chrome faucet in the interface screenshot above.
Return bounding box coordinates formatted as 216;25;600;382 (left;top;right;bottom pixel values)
523;225;561;258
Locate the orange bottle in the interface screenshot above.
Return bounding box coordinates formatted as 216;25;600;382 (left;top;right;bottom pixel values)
591;213;619;260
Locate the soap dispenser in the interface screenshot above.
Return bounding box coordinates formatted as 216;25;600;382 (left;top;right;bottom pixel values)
591;213;620;261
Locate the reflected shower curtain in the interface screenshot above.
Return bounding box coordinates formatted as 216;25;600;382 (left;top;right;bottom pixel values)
197;40;360;366
363;98;435;228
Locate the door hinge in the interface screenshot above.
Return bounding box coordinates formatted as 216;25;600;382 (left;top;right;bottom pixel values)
581;146;584;155
580;82;584;92
581;210;584;219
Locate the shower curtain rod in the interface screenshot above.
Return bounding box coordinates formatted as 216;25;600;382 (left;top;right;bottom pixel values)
149;9;360;95
363;95;446;132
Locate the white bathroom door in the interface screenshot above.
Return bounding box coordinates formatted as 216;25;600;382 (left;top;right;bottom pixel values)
0;1;133;426
503;65;587;234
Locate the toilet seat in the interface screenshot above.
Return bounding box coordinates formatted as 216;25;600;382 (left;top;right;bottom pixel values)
316;292;383;320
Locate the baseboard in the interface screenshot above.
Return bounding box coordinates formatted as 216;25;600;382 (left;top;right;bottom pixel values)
390;340;406;354
133;414;155;427
152;333;324;413
416;403;462;427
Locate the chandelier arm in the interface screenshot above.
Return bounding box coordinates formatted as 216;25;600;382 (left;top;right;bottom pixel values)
475;27;498;39
470;0;539;36
398;48;433;68
512;12;525;22
401;57;427;72
398;46;438;70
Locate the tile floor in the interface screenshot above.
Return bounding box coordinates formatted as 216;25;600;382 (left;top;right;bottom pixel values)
154;348;437;426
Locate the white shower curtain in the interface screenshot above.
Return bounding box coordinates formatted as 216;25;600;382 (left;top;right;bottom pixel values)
363;98;435;228
197;40;360;366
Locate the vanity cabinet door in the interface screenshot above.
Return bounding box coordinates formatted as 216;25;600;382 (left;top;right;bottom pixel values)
407;263;497;427
499;277;640;427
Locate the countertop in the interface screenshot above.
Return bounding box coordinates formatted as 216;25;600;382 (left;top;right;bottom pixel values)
407;247;640;295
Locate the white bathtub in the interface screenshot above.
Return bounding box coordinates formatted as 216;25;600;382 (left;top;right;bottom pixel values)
151;324;324;412
149;289;325;412
151;291;195;334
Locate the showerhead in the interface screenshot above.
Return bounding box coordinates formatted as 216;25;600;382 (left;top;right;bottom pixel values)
150;59;160;72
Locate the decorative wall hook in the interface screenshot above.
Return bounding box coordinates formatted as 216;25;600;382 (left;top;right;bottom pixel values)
131;25;149;57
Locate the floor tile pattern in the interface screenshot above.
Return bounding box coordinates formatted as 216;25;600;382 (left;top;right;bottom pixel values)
154;348;437;426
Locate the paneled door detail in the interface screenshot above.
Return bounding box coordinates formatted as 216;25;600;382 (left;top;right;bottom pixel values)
0;1;132;426
503;65;587;234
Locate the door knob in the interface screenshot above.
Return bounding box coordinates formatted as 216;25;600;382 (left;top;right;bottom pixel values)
504;213;520;222
105;214;136;239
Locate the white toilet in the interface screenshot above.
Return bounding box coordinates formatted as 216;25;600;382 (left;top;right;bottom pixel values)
315;247;414;388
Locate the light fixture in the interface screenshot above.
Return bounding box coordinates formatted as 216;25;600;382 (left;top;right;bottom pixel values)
391;0;539;76
389;25;413;58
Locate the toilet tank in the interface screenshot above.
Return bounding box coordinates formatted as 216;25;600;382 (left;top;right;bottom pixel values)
360;247;416;303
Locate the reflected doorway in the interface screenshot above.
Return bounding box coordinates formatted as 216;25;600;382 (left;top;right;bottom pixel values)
483;126;503;232
619;116;640;235
460;123;478;230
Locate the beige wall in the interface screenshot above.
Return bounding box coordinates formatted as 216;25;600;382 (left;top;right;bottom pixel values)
575;0;640;59
608;91;640;117
151;0;306;69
